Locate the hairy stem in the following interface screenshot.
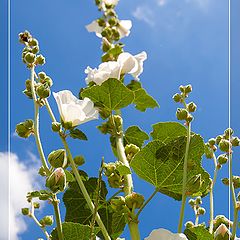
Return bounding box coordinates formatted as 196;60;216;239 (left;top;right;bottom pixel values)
178;122;191;233
52;195;64;240
30;67;50;175
136;188;158;218
229;152;238;239
209;152;219;234
61;136;111;240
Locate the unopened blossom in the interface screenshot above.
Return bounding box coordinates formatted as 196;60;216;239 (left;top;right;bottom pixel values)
85;61;121;85
144;228;188;240
214;224;231;239
53;90;98;127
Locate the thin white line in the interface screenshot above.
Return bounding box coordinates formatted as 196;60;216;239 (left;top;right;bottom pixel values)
228;0;231;238
8;0;11;239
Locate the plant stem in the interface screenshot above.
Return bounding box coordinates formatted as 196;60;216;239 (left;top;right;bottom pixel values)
209;153;219;234
115;110;141;240
229;152;238;239
30;67;50;175
44;98;57;122
52;194;64;240
136;188;158;218
178;122;191;233
60;136;111;240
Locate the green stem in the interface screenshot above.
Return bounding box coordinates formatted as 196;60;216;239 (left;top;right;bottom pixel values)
114;110;141;240
30;67;50;175
229;152;238;239
52;195;64;240
60;136;111;240
209;153;219;234
178;122;191;233
136;189;158;218
44;98;57;122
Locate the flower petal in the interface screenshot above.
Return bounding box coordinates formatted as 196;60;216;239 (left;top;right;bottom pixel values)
85;20;103;38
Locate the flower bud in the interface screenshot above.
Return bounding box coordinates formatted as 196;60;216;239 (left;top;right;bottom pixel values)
233;176;240;189
36;84;50;98
38;71;46;79
73;155;85;166
28;38;38;47
15;119;34;138
218;139;231;152
19;31;32;43
217;154;228;165
103;162;116;177
25;79;32;90
43;77;53;87
185;221;194;228
97;18;106;27
125;144;140;162
39;215;54;226
46;168;66;193
179;85;185;93
215;135;223;145
195;196;202;205
186;114;194;123
197;207;206;215
221;178;229;186
224;128;234;139
110;196;126;212
48;149;67;168
31;46;39;54
172;93;182;103
108;173;123;188
61;121;73;130
33;202;40;209
214;224;230;240
108;18;118;26
38;166;47;176
187;102;197;112
188;199;195;207
204;144;213;159
51;122;61;132
231;137;240;147
185;84;192;94
125;192;144;209
21;208;30;216
35;54;45;65
23;89;33;99
237;192;240;201
176;108;188;121
208;138;216;146
24;52;36;64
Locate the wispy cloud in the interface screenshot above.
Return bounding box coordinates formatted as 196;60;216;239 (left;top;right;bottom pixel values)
0;152;41;240
132;5;155;27
157;0;167;7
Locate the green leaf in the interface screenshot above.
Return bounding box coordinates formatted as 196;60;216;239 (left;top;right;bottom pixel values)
130;134;211;200
116;162;131;176
63;177;126;239
51;222;100;240
102;45;123;62
81;79;134;112
184;226;214;240
124;126;149;148
69;129;88;141
151;122;187;143
127;80;159;112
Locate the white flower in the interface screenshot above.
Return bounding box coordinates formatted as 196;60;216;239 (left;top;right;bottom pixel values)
85;61;121;85
53;90;98;127
102;0;119;5
86;20;103;38
118;51;147;80
145;228;188;240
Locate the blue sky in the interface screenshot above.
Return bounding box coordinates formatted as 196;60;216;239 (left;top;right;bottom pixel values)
1;0;240;239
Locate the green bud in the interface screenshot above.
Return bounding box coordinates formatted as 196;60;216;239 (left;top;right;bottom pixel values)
19;31;32;43
36;84;50;98
38;166;47;176
125;144;140;162
28;38;38;47
39;215;54;226
233;176;240;189
217;154;228;165
35;54;45;65
51;122;61;132
108;18;118;26
185;221;194;228
46;168;67;193
188;199;195;207
112;29;120;41
103;162;116;177
237;192;240;201
195;196;202;205
173;93;182;103
25;79;32;90
33;202;40;209
218;139;231;152
24;52;36;64
23;89;33;99
176;108;188;121
108;173;123;188
197;207;206;215
48;149;67;168
15;119;34;138
95;0;101;5
208;138;216;146
186;114;194;123
101;27;112;38
231;137;240;147
185;84;192;94
110;196;126;212
213;215;232;232
125;192;144;209
187;102;197;112
73;155;85;166
179;85;185;93
43;77;53;87
224;128;234;139
214;224;230;240
113;115;122;132
97;18;106;27
215;135;223;145
61;121;73;130
221;178;229;186
21;208;30;216
31;46;39;54
204;144;213;159
38;71;46;79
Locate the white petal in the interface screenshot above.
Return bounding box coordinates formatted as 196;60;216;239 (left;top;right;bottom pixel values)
103;0;119;5
145;228;188;240
118;20;132;38
85;21;103;38
117;52;138;74
129;51;147;80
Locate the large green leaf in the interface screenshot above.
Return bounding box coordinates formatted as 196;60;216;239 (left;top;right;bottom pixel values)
63;177;126;239
81;79;134;111
184;226;214;240
124;126;149;148
51;222;100;240
130;134;211;200
127;80;159;112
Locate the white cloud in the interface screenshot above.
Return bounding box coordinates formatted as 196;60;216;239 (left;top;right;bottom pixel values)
157;0;167;6
132;5;155;27
185;0;210;11
0;152;41;240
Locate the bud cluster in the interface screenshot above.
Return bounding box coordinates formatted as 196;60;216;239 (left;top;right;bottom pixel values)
98;115;123;136
19;31;45;67
173;84;196;124
222;176;240;189
125;144;140;162
15;119;34;138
